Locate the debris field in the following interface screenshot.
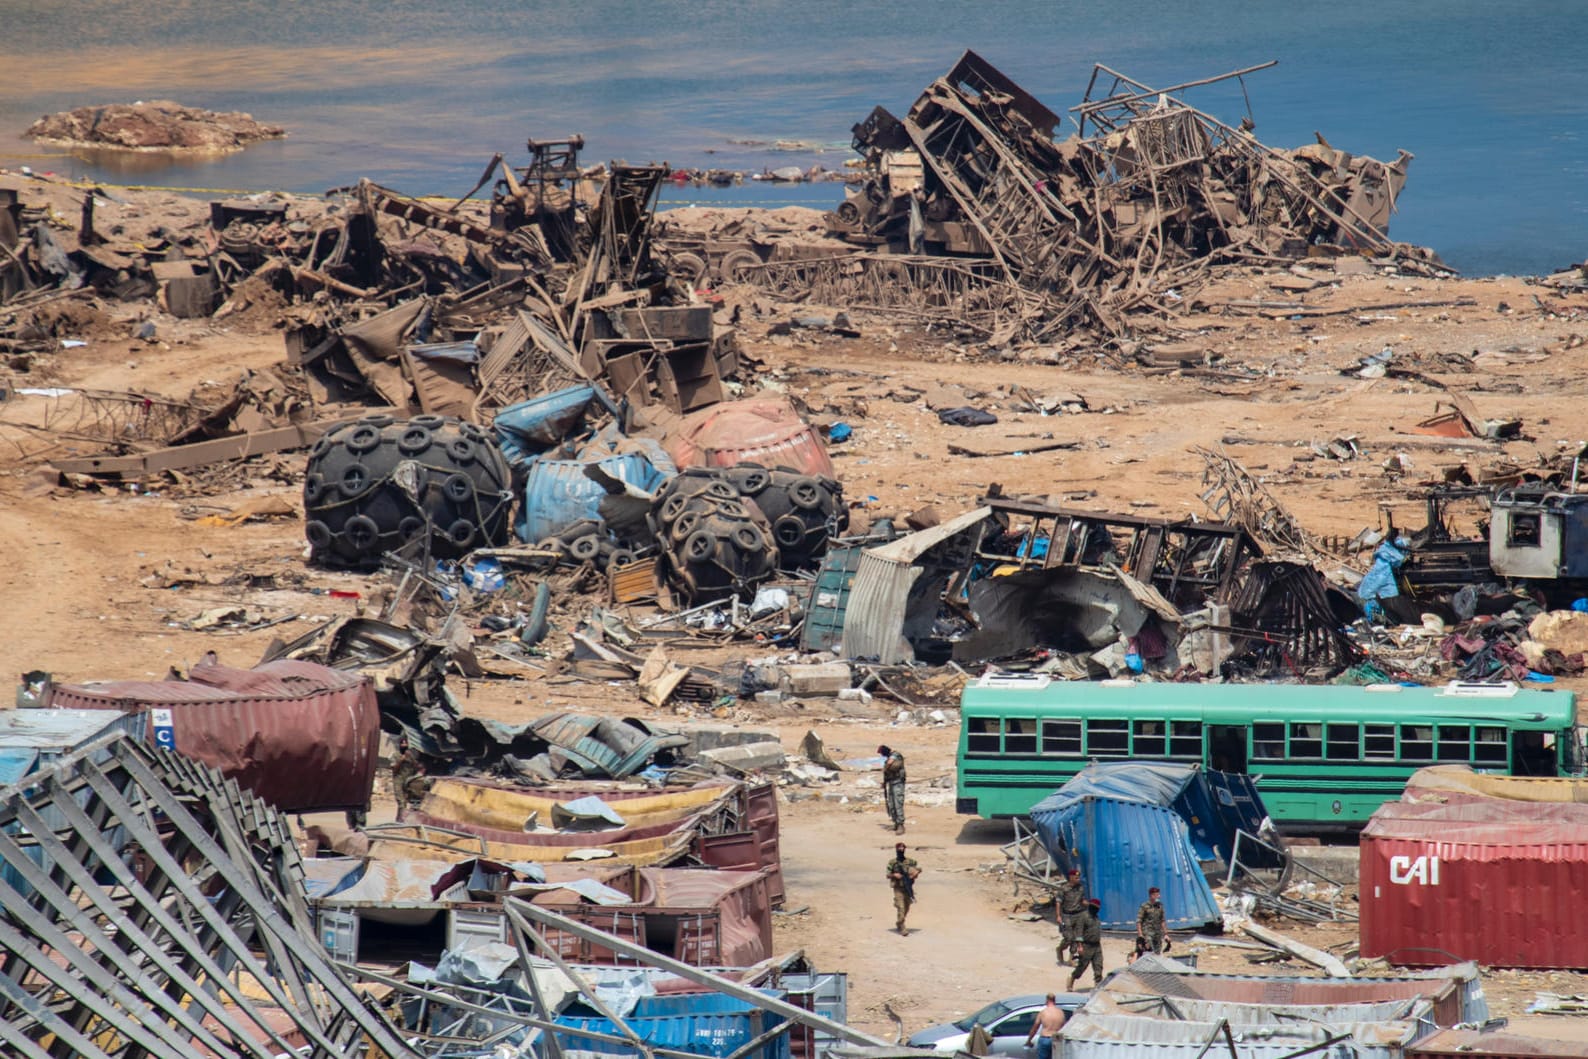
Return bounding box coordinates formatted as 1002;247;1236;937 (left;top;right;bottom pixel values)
3;52;1588;1058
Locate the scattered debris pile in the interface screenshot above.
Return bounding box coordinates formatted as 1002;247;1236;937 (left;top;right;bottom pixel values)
809;52;1436;341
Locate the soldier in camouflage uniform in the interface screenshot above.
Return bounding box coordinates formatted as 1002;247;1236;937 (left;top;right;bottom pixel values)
1055;867;1087;962
879;745;907;833
886;841;922;935
1137;886;1167;955
390;738;427;817
1066;898;1105;991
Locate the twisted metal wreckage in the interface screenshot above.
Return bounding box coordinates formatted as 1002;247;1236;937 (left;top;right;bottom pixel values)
0;734;868;1059
746;52;1430;342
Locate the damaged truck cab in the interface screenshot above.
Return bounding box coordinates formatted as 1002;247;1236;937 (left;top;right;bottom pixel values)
1489;485;1588;588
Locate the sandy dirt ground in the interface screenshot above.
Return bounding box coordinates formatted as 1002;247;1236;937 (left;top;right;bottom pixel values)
5;184;1588;1041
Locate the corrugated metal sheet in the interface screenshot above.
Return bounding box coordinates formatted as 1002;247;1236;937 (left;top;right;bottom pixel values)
0;709;143;786
43;660;378;813
1362;798;1588;969
665;396;834;478
1029;796;1221;931
1061;1012;1419;1059
840;507;990;664
1082;992;1432;1024
1105;957;1485;1026
1408;1030;1588;1059
520;449;672;543
800;542;866;653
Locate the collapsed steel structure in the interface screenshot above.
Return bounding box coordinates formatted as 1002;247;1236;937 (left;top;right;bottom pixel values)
0;735;417;1059
817;52;1425;339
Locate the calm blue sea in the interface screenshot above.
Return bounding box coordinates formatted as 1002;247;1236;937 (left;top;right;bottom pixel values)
2;1;1585;275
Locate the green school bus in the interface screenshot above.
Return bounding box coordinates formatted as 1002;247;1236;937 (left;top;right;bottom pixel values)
956;675;1583;831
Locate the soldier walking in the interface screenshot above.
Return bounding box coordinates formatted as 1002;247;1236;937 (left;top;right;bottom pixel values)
1137;886;1167;955
1055;867;1087;963
879;745;907;833
1066;897;1105;991
886;841;922;935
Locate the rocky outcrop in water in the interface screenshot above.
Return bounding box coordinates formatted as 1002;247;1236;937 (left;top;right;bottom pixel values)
24;101;285;152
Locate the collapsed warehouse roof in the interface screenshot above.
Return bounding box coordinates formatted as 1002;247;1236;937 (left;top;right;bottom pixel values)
804;52;1433;340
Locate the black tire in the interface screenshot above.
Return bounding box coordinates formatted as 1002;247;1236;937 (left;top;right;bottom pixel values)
339;463;372;497
536;537;568;556
684;530;715;562
734;525;765;551
674;251;707;284
443;473;475;504
305;520;333;550
362;414;395;428
397;425;432;455
303;473;327;505
773;515;806;548
670;510;702;543
446;519;476;549
789;477;824;511
343;515;380;552
660;493;692;523
734;465;770;495
411;415;447;430
397;516;426;541
345;424;381;454
610;549;636;567
520;581;551;648
569;535;602;561
447;437;477;464
706;481;737;500
716;499;748;518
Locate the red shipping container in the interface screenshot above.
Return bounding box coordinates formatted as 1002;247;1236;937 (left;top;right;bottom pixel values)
1361;799;1588;970
43;658;379;814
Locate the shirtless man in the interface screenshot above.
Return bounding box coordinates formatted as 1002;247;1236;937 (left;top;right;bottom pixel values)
1024;994;1068;1059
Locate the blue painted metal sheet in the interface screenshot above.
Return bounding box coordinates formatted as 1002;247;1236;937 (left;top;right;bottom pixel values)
1029;795;1222;931
518;450;672;543
556;991;790;1059
495;385;598;469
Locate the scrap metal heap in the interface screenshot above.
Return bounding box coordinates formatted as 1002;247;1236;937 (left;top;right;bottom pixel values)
813;52;1431;340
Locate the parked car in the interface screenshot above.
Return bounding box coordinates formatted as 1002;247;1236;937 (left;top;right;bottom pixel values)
907;993;1089;1055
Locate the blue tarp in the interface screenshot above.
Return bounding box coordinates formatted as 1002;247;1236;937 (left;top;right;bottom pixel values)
1029;762;1275;932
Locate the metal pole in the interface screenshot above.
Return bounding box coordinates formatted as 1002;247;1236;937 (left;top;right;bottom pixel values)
506;898;891;1047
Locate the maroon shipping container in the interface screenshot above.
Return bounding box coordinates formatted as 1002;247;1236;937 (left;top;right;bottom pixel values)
1361;799;1588;970
44;658;379;814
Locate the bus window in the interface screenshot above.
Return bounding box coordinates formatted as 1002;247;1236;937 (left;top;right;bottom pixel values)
1512;730;1554;776
1401;724;1434;761
1207;725;1247;774
1289;722;1323;759
1437;725;1472;762
1326;723;1360;761
966;717;1000;755
1041;720;1082;755
1170;721;1204;758
1364;723;1396;760
1005;718;1037;754
1251;723;1285;761
1474;726;1507;765
1086;719;1129;757
1133;721;1166;757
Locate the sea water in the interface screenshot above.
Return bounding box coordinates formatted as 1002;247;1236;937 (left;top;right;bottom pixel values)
1;0;1584;275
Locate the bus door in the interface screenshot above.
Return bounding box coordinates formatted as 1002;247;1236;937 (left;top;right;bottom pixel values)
1207;725;1249;774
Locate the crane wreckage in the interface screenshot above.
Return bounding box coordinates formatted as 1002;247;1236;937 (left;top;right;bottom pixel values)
739;52;1430;342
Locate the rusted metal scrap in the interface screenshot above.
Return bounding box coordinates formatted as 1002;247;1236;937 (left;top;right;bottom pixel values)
821;52;1436;340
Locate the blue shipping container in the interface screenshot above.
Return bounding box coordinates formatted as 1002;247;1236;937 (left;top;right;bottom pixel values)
556;991;790;1059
